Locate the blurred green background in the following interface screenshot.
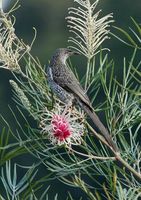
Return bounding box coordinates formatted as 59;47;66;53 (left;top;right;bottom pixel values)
1;0;141;128
0;0;141;199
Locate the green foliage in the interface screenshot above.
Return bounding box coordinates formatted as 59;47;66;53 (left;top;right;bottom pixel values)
112;18;141;49
0;127;29;166
0;0;141;199
0;160;60;199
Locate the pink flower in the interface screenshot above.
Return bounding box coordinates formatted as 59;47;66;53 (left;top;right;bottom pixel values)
40;103;85;147
51;115;72;141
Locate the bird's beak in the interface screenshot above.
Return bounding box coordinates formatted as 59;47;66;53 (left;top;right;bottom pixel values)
67;49;80;56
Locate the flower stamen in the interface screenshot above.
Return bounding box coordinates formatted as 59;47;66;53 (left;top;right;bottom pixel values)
40;104;85;147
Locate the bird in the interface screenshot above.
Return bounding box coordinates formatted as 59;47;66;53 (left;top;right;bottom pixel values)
46;48;118;152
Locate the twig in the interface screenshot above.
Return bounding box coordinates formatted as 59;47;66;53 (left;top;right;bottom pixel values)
86;122;115;151
87;122;141;181
71;148;116;161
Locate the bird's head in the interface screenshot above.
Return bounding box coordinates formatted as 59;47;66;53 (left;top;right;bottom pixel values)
53;48;79;64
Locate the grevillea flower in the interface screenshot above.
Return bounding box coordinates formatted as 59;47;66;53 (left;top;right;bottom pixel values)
40;103;85;147
0;9;30;72
51;114;72;141
66;0;113;59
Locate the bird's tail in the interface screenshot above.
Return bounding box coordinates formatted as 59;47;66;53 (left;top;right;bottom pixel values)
81;103;118;152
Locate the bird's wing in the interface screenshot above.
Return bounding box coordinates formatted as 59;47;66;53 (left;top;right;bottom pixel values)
53;65;92;108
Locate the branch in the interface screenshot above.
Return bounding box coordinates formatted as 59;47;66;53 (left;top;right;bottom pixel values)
87;122;141;181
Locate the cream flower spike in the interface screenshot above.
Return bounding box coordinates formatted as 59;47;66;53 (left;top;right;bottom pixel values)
67;0;113;59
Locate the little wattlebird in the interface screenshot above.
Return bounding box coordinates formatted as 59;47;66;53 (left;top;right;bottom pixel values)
46;48;118;152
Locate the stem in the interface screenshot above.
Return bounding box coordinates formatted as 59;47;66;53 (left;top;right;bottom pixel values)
71;148;116;160
86;122;113;150
114;153;141;180
87;122;141;181
0;1;2;11
85;58;91;90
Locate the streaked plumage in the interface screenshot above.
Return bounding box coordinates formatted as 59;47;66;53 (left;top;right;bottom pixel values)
46;48;118;152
